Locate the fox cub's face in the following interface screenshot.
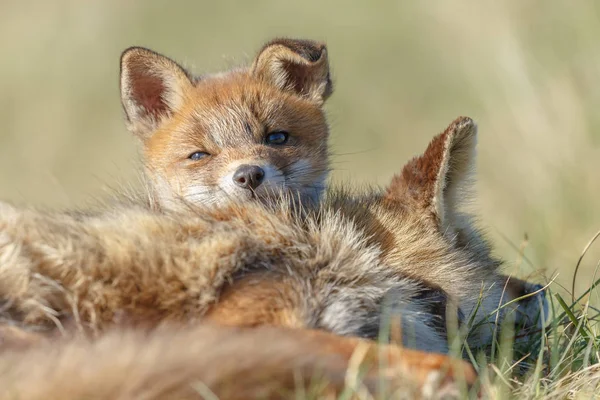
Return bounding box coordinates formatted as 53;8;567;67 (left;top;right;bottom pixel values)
120;39;333;209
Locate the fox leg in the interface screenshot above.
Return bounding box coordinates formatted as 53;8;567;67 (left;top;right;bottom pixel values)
282;327;478;392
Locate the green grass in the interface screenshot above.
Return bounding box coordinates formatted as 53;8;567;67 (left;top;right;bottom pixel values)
446;230;600;398
287;230;600;399
472;283;600;399
316;284;600;399
358;230;600;399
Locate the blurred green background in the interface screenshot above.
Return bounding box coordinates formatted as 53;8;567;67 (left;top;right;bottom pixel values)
1;0;598;303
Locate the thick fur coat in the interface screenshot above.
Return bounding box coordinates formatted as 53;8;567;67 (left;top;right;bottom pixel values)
0;117;545;349
0;36;549;399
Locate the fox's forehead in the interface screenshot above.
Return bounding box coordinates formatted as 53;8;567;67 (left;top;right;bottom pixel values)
190;79;282;146
171;75;325;149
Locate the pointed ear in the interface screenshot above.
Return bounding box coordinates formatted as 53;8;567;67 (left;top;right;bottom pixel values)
386;117;478;236
250;38;333;105
120;47;194;139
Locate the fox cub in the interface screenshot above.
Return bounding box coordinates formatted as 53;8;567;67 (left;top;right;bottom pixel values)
0;35;548;397
0;117;546;350
0;116;548;398
120;39;332;210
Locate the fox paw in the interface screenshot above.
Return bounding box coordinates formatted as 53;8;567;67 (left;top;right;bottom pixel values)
382;348;478;398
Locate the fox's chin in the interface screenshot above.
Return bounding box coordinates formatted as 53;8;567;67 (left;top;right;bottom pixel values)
257;187;323;209
178;184;323;210
217;187;320;210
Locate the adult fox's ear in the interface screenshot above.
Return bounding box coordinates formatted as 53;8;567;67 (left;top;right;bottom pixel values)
387;117;478;238
120;47;194;139
251;38;333;105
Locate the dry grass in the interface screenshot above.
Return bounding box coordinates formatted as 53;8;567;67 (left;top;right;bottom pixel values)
0;0;599;397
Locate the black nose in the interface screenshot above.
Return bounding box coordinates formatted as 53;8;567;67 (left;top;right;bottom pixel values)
232;164;265;190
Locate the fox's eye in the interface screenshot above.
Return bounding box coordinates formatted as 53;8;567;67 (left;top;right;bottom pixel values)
188;151;209;161
265;131;289;145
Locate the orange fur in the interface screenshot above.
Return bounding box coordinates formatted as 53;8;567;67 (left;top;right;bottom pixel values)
120;40;332;210
204;274;305;329
0;323;475;399
0;38;549;397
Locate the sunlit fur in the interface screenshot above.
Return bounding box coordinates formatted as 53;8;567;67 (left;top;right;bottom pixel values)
120;39;333;210
0;117;547;398
0;117;546;344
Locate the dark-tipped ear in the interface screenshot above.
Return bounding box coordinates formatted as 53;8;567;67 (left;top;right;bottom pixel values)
120;47;194;139
386;117;478;236
250;38;332;105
